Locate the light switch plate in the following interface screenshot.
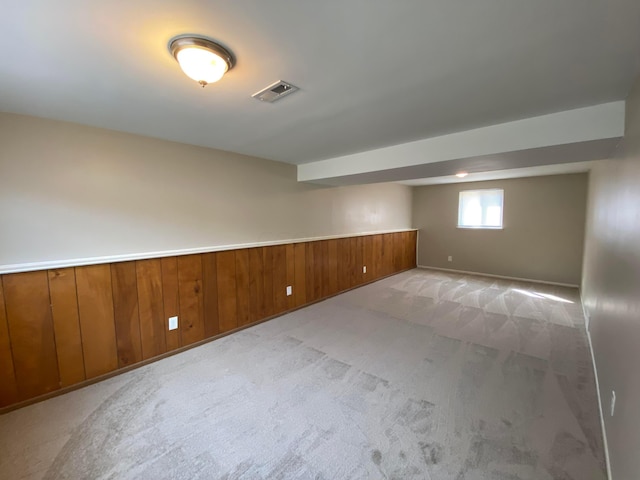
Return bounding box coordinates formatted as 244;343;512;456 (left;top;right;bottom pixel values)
286;286;292;296
168;316;178;330
363;266;367;273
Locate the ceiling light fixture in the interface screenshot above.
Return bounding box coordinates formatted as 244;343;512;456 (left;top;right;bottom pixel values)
169;36;235;87
456;172;469;178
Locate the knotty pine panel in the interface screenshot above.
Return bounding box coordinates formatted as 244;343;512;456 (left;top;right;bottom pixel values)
372;234;383;280
161;257;181;351
349;237;359;288
363;235;373;283
235;249;251;327
76;264;118;379
177;255;205;346
111;262;143;368
262;247;275;318
355;236;364;286
48;268;85;387
217;251;238;333
398;232;406;270
272;245;288;315
382;234;394;276
3;271;60;400
312;241;323;301
400;231;414;270
0;278;19;407
137;259;167;360
407;231;417;268
286;244;296;311
337;238;350;292
305;242;318;303
396;233;404;269
327;239;339;296
248;247;265;323
397;232;406;270
202;253;220;337
321;240;330;299
293;243;306;307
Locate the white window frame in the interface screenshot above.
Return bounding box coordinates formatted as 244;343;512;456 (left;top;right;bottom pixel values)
457;188;504;229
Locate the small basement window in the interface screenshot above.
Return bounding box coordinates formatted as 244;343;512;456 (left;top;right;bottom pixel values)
457;189;504;229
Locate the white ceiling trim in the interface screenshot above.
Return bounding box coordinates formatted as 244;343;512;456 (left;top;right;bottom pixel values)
297;102;625;183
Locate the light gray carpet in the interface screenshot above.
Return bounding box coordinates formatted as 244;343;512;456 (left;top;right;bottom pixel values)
0;269;606;479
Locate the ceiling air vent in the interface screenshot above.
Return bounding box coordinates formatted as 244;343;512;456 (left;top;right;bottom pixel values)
252;80;299;103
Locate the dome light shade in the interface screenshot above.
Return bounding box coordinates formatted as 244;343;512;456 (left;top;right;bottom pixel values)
169;36;234;87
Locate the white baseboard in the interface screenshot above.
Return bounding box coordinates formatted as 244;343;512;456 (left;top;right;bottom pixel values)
417;265;579;288
581;298;613;480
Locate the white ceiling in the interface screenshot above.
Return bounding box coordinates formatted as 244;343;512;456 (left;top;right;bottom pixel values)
1;1;639;166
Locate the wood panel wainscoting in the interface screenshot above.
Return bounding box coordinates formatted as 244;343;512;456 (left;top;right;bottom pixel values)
0;231;417;411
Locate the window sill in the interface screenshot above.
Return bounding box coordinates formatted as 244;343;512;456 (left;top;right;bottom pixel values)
456;226;503;230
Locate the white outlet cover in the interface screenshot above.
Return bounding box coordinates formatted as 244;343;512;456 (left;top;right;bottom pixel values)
363;266;367;273
286;286;292;296
168;316;178;330
611;390;616;416
448;256;453;262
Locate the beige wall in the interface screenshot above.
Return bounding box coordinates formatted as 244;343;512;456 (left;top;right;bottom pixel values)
0;113;412;268
582;77;640;479
412;174;588;285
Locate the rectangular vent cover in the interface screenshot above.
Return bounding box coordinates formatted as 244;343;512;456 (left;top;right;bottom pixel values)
252;80;299;103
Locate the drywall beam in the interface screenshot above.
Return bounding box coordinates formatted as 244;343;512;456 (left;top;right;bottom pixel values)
297;101;625;184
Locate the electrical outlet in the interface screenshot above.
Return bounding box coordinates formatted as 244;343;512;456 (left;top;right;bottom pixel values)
168;316;178;330
363;266;367;273
286;285;292;296
448;256;453;262
611;391;616;417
